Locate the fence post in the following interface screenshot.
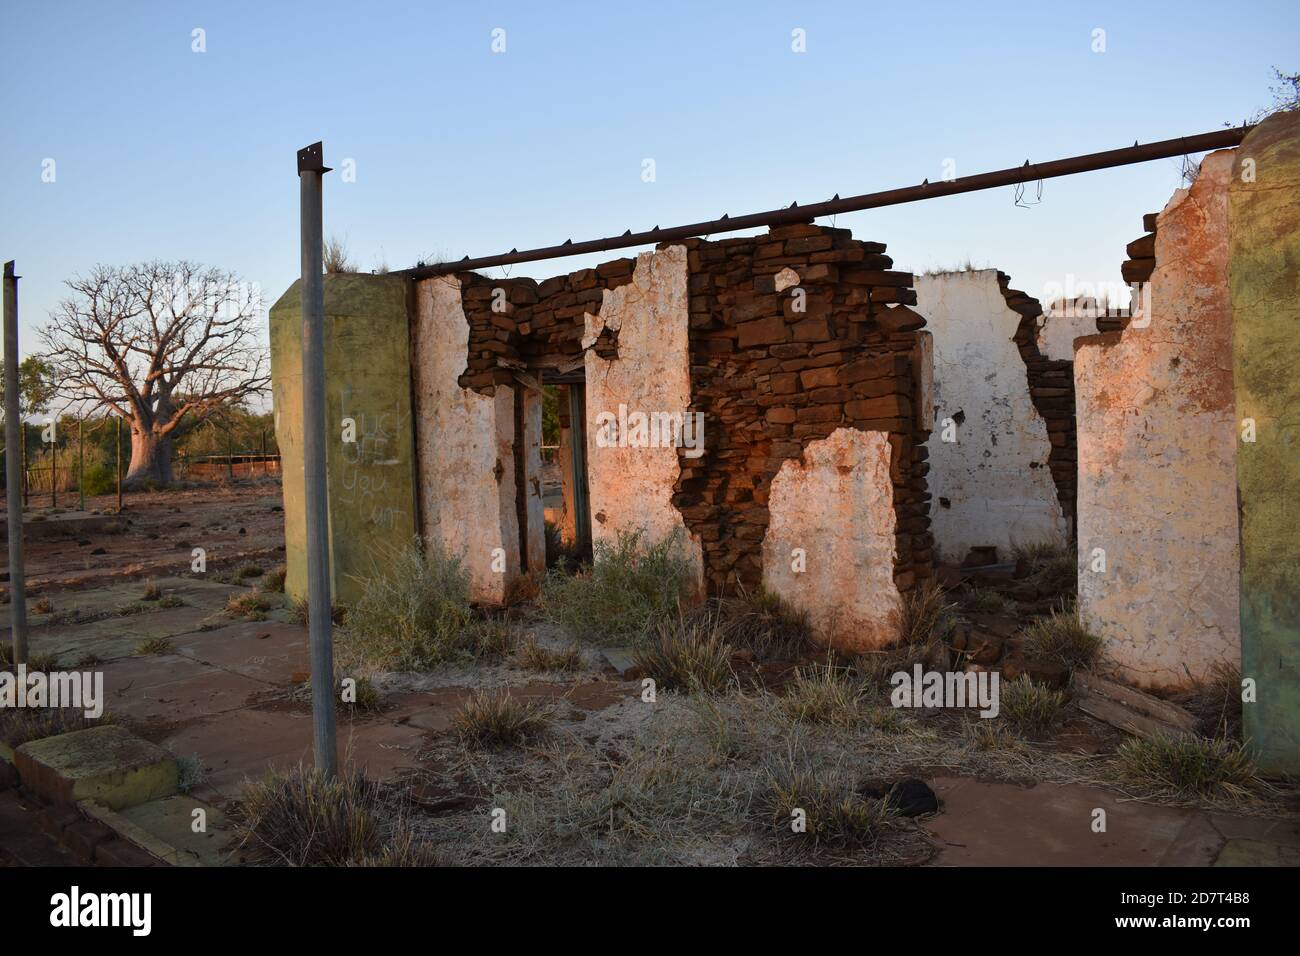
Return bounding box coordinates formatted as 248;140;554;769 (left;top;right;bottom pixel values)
4;261;29;666
115;416;123;513
50;419;56;508
78;417;84;510
298;141;338;778
227;426;234;481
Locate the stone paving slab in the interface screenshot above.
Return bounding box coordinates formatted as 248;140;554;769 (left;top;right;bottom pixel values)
111;794;241;867
162;709;315;802
99;655;268;724
170;620;308;684
926;776;1222;867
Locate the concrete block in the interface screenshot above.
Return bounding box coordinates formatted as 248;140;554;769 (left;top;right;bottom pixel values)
15;725;178;811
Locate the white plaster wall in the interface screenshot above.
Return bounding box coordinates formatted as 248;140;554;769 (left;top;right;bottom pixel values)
584;245;704;593
1074;150;1240;689
915;270;1068;562
413;277;519;603
761;428;901;651
1037;300;1100;361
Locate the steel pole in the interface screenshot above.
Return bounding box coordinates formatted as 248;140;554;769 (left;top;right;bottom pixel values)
298;142;337;777
4;261;28;666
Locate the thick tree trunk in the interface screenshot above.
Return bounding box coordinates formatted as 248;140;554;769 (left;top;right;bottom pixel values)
124;426;174;487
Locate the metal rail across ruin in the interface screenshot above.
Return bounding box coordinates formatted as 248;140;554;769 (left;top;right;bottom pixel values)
400;126;1253;279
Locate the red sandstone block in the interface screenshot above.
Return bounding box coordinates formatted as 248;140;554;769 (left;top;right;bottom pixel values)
737;316;788;348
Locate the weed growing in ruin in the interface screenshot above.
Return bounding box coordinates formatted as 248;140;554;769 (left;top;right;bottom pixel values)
1000;676;1067;735
31;596;54;615
227;590;272;620
634;607;735;693
134;637;174;655
158;594;185;609
1020;602;1102;670
1116;733;1259;800
454;690;553;749
141;581;162;601
542;528;692;645
517;634;582;672
263;565;287;593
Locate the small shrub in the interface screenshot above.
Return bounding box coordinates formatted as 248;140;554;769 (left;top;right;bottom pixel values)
454;690;552;748
158;594;185;609
633;609;734;694
542;529;692;645
141;581;162;601
176;753;206;793
1116;733;1258;799
238;765;388;866
344;541;482;670
1000;676;1067;735
778;664;868;728
31;596;54;615
346;829;440;867
517;634;581;672
134;637;173;655
263;565;287;593
81;463;116;497
116;601;151;616
1020;603;1102;670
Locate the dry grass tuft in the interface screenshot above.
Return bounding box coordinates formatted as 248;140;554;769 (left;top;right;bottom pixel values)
455;690;553;749
1020;602;1102;670
1000;676;1067;735
1115;733;1260;800
517;634;582;672
634;608;735;693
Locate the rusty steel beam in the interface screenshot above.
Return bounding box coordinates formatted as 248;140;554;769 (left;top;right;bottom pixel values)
400;126;1252;279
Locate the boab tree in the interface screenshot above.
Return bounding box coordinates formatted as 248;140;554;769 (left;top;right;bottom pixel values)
39;261;269;487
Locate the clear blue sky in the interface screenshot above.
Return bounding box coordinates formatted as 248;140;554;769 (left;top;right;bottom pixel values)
2;0;1296;364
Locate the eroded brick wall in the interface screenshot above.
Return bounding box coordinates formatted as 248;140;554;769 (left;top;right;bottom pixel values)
671;223;933;603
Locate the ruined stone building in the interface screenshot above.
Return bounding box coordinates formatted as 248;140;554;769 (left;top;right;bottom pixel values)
270;111;1300;773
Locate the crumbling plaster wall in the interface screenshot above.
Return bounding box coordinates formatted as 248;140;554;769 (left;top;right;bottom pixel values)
583;245;705;593
1074;149;1240;690
412;276;521;604
916;270;1067;561
762;428;901;650
1231;110;1300;772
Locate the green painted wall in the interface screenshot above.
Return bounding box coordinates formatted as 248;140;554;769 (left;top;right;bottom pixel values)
1230;111;1300;775
269;274;418;606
